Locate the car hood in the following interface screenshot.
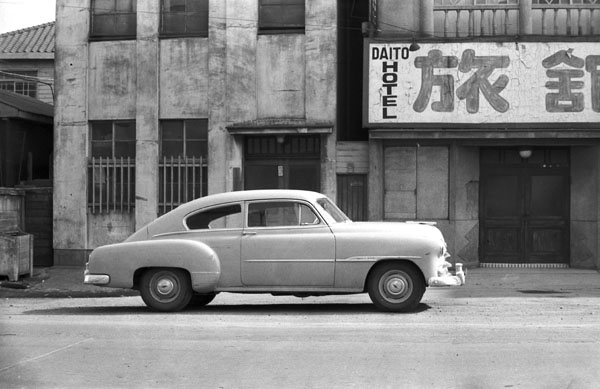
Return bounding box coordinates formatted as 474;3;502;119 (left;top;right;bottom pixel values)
331;221;444;239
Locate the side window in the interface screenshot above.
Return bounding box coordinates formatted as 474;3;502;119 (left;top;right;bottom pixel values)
161;0;209;37
90;0;137;40
248;201;320;227
0;71;37;98
186;204;242;230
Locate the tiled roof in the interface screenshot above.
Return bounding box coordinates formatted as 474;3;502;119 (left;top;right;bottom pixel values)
0;89;53;118
0;22;55;56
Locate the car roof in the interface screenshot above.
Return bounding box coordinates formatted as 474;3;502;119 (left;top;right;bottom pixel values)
174;189;326;214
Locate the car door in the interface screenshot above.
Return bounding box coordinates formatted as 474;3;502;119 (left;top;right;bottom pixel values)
241;200;335;287
180;203;244;287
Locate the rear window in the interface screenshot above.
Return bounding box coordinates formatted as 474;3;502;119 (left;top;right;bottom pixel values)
185;204;243;230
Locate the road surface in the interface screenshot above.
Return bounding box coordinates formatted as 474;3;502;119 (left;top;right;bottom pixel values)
1;283;599;388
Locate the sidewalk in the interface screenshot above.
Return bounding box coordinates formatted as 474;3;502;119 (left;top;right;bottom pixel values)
0;266;599;299
0;266;138;298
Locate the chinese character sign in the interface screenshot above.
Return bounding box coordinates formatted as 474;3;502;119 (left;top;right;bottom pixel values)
367;42;600;124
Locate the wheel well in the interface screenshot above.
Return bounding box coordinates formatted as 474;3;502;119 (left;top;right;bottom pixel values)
132;267;191;290
363;260;426;292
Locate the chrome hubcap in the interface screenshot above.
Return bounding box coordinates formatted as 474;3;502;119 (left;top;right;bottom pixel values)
386;277;407;296
380;270;412;303
156;278;175;296
150;273;180;302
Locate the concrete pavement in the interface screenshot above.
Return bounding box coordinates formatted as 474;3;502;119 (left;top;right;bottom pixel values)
0;266;138;298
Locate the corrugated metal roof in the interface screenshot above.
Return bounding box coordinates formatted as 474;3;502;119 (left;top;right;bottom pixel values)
0;89;53;118
0;22;55;55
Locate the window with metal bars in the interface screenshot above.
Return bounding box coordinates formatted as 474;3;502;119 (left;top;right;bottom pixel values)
159;119;208;214
88;121;136;213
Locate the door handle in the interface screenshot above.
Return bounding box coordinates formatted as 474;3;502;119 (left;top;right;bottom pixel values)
243;231;257;236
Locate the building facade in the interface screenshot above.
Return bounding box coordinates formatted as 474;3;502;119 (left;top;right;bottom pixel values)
366;0;600;269
54;0;367;265
54;0;600;270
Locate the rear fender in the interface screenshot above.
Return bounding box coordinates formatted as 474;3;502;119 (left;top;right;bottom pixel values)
88;240;220;293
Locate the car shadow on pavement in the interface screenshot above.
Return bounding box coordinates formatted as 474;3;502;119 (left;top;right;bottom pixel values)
22;302;432;316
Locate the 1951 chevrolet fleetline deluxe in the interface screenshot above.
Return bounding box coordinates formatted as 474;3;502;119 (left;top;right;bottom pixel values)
85;190;464;312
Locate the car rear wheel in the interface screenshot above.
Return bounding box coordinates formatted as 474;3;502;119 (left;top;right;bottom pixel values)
367;262;425;312
140;268;193;312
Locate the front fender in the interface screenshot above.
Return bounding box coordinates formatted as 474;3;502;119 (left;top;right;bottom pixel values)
88;239;221;293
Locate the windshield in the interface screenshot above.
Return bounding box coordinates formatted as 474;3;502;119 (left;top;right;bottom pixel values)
316;197;351;223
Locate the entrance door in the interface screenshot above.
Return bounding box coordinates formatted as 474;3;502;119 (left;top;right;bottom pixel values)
244;135;321;191
480;148;569;264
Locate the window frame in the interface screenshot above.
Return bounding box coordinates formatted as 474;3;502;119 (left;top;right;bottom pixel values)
258;0;305;34
0;71;38;98
246;200;322;228
88;120;136;214
90;0;137;41
160;0;209;38
90;120;136;159
160;119;208;159
184;203;243;230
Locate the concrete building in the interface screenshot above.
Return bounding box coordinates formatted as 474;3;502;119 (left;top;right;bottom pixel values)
54;0;600;270
366;0;600;269
54;0;369;265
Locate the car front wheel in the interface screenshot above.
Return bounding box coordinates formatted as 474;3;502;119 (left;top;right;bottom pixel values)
140;268;193;312
367;262;425;312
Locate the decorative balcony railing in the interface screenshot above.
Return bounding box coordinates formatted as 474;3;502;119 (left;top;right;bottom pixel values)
433;0;600;37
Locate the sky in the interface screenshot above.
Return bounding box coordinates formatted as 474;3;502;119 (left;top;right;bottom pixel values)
0;0;56;34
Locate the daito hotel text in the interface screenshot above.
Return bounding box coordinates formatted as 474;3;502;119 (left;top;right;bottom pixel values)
367;42;600;124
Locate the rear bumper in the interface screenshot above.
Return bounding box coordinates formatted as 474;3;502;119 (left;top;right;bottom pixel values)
428;263;466;287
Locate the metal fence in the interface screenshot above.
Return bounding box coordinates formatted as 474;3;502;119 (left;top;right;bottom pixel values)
88;157;135;214
159;156;207;215
88;156;207;215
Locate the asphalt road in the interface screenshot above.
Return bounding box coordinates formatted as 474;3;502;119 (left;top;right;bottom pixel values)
1;281;599;389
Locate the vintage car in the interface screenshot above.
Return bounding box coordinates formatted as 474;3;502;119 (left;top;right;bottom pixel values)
84;190;465;312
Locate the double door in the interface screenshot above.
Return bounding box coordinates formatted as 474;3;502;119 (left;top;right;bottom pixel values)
480;148;569;264
244;135;321;192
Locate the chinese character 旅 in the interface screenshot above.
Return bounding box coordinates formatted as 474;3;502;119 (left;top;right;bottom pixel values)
456;49;510;114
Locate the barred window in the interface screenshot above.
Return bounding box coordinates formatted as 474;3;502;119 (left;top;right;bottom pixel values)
89;121;136;213
90;0;137;39
161;119;208;158
160;119;208;214
91;121;136;158
161;0;209;37
0;71;37;98
258;0;305;33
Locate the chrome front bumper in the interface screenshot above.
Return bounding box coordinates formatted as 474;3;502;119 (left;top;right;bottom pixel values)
428;263;466;287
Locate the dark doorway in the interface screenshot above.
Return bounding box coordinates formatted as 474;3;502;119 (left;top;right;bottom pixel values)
244;135;321;192
480;148;570;264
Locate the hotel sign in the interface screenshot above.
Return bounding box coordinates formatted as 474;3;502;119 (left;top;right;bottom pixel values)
367;42;600;124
